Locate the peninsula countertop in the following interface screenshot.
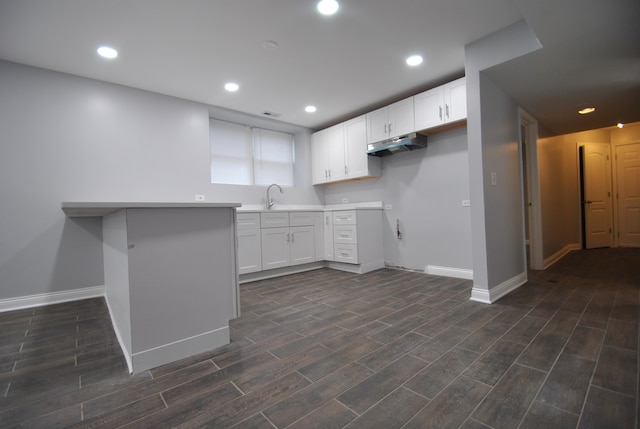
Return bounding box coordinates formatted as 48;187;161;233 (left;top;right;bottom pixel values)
62;202;241;217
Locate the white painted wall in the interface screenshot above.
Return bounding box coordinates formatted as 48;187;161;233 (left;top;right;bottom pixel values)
0;60;322;300
324;127;473;274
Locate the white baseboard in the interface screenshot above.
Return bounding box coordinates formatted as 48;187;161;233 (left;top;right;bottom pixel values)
0;285;105;313
544;243;581;269
425;265;474;280
470;271;527;304
131;326;230;374
104;297;133;374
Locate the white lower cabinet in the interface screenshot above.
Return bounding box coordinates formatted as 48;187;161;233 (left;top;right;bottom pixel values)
261;225;315;270
329;209;384;271
237;208;383;277
237;213;262;274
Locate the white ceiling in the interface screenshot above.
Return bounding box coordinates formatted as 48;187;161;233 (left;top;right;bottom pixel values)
1;0;638;136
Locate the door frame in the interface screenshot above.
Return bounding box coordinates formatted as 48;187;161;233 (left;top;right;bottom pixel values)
518;108;544;270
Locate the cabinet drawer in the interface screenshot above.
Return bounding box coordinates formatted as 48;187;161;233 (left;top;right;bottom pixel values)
334;244;358;264
334;225;357;245
333;210;356;225
236;212;261;230
260;212;290;228
289;211;317;227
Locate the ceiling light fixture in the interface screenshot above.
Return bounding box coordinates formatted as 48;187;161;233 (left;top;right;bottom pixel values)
406;55;423;66
617;123;624;128
224;82;239;92
97;46;118;59
305;105;317;113
578;107;595;115
317;0;339;15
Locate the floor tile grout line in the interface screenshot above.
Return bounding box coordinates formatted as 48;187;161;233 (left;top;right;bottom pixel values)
574;290;615;429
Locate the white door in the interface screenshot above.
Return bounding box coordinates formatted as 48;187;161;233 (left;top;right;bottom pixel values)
414;87;444;130
289;226;315;265
344;115;367;179
388;97;415;138
261;227;289;269
445;77;467;123
616;143;640;247
327;123;346;182
323;212;334;261
311;129;329;185
583;143;613;249
237;229;262;274
366;106;390;144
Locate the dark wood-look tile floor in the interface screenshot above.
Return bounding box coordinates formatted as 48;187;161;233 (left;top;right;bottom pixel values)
1;247;638;428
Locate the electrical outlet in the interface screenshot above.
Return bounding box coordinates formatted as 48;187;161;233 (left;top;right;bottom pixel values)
462;200;471;207
342;198;348;203
385;204;393;210
490;172;497;186
195;194;205;201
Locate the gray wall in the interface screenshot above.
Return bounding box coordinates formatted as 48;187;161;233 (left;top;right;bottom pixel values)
465;20;542;294
324;127;473;273
0;60;322;300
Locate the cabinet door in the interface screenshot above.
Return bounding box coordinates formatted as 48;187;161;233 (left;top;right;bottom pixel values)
414;87;444;130
237;229;262;274
327;123;346;182
388;97;415;138
366;106;390;144
261;227;289;270
290;226;315;266
323;212;334;261
344;115;368;179
444;77;467;123
311;129;329;185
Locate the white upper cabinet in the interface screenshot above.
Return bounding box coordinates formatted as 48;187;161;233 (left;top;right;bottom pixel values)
414;77;466;131
366;97;415;144
312;115;380;185
344;115;380;180
311;123;345;184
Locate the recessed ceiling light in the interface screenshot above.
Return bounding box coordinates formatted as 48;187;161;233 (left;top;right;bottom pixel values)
305;105;317;113
97;46;118;59
617;123;624;128
224;82;239;92
578;107;595;115
317;0;339;15
406;55;423;66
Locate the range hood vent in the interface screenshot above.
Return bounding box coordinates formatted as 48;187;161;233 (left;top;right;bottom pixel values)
366;133;427;157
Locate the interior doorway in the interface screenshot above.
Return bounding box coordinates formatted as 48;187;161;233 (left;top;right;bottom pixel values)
578;142;613;249
518;109;544;270
615;142;640;247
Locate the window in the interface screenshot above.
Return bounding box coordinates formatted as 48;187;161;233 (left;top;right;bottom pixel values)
210;119;294;186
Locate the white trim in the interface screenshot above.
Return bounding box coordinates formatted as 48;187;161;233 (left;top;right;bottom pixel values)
239;262;325;283
131;326;230;374
470;271;527;304
425;265;474;280
0;286;104;313
104;296;133;374
543;243;581;269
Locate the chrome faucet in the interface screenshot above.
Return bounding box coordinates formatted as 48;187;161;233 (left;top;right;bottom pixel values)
266;183;283;210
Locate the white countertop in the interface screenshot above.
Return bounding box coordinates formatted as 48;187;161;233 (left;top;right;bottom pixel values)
62;202;241;217
237;201;383;212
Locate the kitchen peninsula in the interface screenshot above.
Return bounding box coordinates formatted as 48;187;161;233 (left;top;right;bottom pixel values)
62;202;240;374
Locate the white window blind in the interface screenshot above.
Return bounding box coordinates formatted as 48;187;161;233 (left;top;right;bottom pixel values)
253;128;294;186
210;119;294;186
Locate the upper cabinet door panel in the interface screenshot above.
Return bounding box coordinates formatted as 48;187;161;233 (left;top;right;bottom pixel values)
414;87;445;130
445;77;467;124
366;106;390;144
388;97;415;138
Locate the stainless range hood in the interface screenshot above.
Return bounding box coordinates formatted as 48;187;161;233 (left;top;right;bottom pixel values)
366;132;428;157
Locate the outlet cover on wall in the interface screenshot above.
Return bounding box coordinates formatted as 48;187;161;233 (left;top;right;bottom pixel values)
195;194;206;201
342;198;348;203
385;204;393;210
462;200;471;207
